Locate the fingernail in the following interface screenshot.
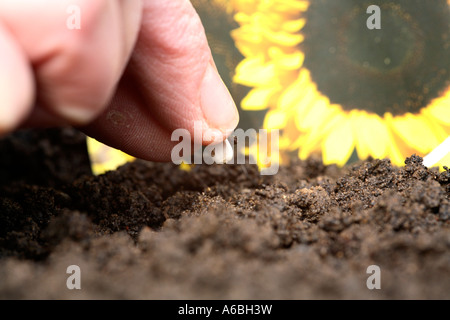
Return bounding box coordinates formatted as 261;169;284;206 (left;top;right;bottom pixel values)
200;64;239;132
56;105;99;125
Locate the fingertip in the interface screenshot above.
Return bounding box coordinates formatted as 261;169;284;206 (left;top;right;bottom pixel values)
132;0;239;145
0;22;34;135
200;63;240;135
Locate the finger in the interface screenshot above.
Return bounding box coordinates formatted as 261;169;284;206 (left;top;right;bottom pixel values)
0;20;34;135
82;75;178;162
0;0;143;126
118;0;143;64
128;0;240;138
82;0;239;161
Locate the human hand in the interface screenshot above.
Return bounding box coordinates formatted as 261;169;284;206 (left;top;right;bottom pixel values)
0;0;239;161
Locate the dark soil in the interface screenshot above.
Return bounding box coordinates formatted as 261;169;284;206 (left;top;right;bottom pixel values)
0;128;449;299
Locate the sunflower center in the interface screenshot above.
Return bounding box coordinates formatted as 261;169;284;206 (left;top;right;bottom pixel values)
343;7;416;72
301;0;450;116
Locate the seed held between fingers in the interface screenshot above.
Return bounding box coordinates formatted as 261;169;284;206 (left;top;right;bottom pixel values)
211;139;234;164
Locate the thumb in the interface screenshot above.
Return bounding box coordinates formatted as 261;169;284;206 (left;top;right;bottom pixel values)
83;0;239;161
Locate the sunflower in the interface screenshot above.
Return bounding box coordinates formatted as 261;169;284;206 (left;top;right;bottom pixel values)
86;137;135;175
231;0;450;168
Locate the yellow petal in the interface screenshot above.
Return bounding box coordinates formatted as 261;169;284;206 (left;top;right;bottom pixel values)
231;24;265;44
421;109;450;142
322;117;355;166
233;12;251;25
426;89;450;126
298;139;321;159
87;138;135;175
277;69;313;111
269;0;309;12
263;109;288;129
352;112;390;160
284;120;304;150
390;113;441;154
295;95;329;130
298;108;342;160
268;47;304;70
385;112;425;164
231;0;258;14
281;18;306;33
351;111;370;160
179;163;193;171
278;134;292;149
265;30;304;47
385;135;408;166
289;135;304;151
233;56;277;86
241;86;280;110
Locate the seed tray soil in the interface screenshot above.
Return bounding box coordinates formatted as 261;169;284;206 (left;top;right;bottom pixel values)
0;128;448;299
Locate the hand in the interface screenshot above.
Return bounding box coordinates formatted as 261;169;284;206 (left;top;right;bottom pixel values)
0;0;239;161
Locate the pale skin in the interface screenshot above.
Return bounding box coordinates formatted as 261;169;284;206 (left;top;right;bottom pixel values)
0;0;239;161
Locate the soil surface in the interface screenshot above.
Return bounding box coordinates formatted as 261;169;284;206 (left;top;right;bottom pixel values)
0;128;449;299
